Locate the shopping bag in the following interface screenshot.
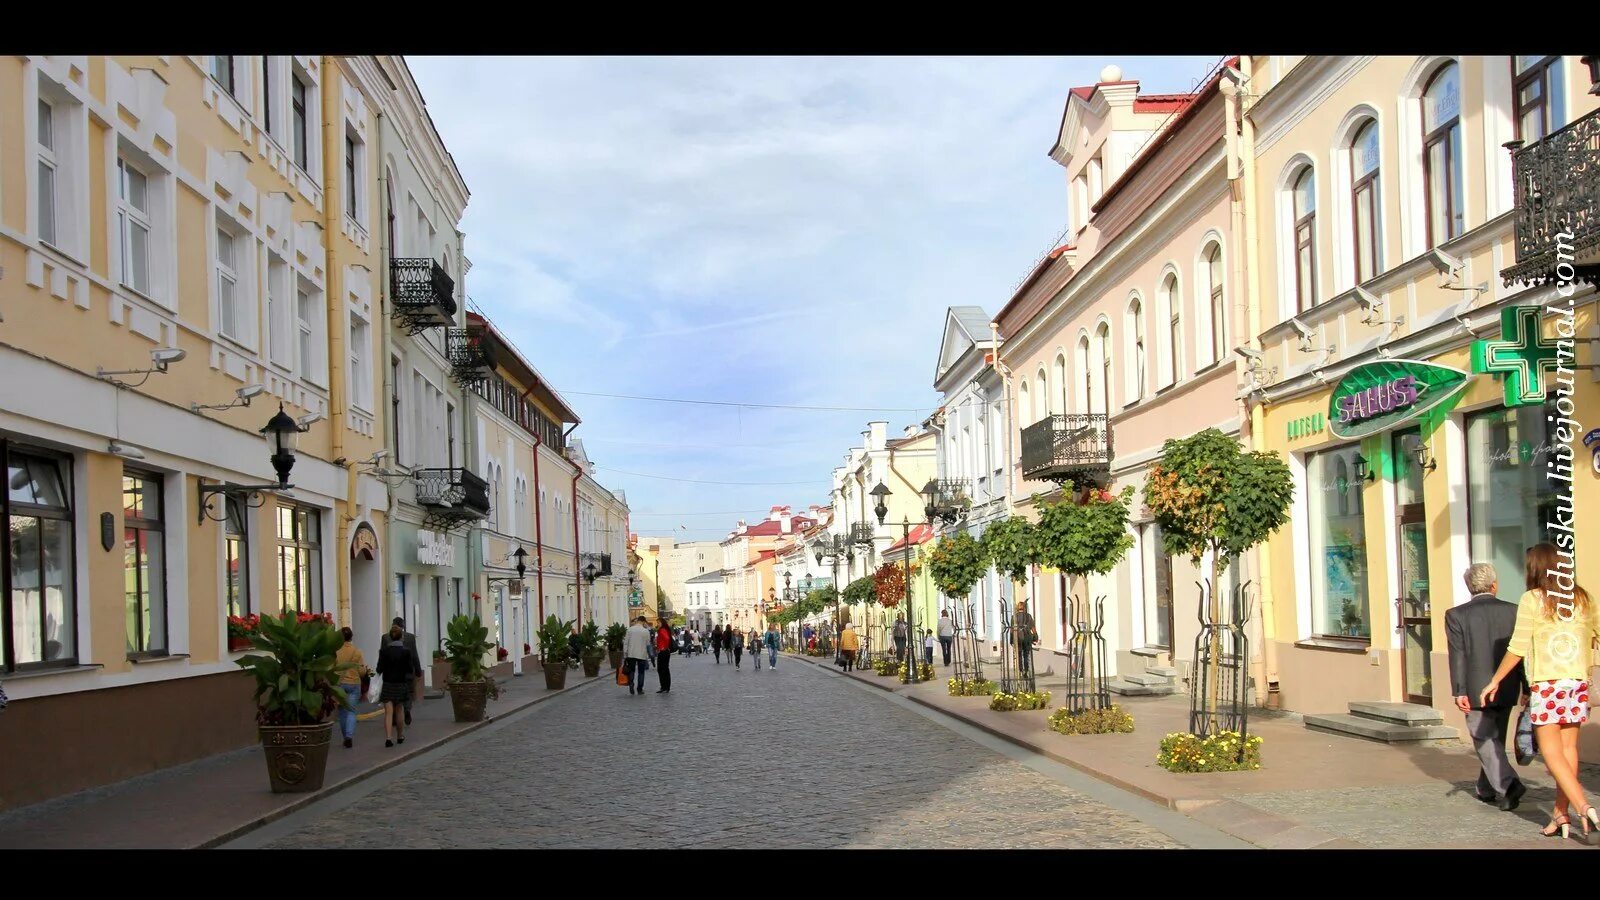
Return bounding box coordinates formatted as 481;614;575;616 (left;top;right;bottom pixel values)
1515;706;1536;765
617;666;630;687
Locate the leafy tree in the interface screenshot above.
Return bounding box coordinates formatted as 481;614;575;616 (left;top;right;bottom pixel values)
1142;428;1293;730
982;516;1037;583
843;575;876;606
873;560;921;608
925;532;988;598
1033;486;1135;691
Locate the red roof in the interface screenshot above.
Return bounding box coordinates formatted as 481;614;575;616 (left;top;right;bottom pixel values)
733;516;815;539
1133;93;1196;113
885;524;934;554
1069;86;1094;100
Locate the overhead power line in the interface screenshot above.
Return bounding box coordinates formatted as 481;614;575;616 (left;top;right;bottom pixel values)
555;389;930;414
593;465;828;487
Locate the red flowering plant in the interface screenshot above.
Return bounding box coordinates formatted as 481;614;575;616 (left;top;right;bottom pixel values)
497;646;510;661
523;642;531;656
227;614;261;640
234;610;353;726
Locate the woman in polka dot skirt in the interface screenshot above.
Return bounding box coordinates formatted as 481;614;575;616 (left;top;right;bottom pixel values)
1481;543;1599;842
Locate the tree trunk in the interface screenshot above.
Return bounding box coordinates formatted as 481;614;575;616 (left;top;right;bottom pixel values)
1205;547;1222;733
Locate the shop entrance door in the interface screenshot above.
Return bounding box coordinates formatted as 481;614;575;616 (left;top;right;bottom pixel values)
1394;428;1433;705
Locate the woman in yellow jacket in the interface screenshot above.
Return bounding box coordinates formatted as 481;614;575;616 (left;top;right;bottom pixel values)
838;623;860;672
1481;543;1599;840
334;626;370;750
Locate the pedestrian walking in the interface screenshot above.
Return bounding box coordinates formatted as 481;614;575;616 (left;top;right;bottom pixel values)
765;623;781;670
838;622;860;672
892;614;908;662
376;624;421;747
655;618;675;693
623;616;652;696
334;626;368;749
1479;543;1599;840
1446;562;1527;810
1014;601;1038;677
712;625;724;664
731;627;745;669
923;629;936;668
938;610;955;666
751;629;763;670
390;616;420;725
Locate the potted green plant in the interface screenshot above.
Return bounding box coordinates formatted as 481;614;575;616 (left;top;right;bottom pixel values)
605;622;627;670
443;614;500;723
574;620;606;677
538;615;574;689
234;610;350;793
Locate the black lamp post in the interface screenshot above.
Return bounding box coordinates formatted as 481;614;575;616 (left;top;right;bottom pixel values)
197;403;309;523
814;535;853;658
872;478;968;685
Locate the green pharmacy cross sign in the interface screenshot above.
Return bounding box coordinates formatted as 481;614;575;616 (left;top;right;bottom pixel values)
1470;305;1559;407
1328;360;1470;440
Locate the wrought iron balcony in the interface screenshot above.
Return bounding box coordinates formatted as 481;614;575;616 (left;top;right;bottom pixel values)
581;551;613;578
447;326;494;388
1020;414;1112;487
413;467;491;532
848;522;877;546
1501;107;1600;287
389;258;457;333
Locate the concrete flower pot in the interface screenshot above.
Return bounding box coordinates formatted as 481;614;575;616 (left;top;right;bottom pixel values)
259;722;333;793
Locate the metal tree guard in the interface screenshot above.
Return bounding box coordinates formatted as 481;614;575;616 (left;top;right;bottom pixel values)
1062;593;1111;714
1189;578;1253;745
951;599;984;684
996;605;1036;694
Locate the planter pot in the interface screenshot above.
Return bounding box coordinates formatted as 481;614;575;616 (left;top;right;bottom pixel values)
228;636;253;652
607;649;623;670
581;653;604;678
259;722;333;793
544;663;569;690
431;658;450;689
448;680;489;723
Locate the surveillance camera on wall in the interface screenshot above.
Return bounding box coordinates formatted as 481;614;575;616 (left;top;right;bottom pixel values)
1353;287;1381;312
296;411;325;429
236;383;266;401
1428;248;1464;286
1290;318;1316;342
1234;345;1263;363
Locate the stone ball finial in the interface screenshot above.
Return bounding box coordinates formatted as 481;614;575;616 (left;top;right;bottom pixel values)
1100;64;1123;83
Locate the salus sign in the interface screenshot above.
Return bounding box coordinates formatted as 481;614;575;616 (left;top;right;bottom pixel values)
1328;360;1469;440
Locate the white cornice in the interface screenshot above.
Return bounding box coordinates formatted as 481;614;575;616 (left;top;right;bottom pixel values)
1250;56;1373;154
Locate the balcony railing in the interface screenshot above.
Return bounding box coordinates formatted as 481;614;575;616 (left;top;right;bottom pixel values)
447;326;495;388
389;258;457;333
581;551;613;577
414;467;491;532
1020;414;1112;486
1501;107;1600;287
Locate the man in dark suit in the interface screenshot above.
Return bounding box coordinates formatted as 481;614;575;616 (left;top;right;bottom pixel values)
1445;563;1526;811
392;616;420;726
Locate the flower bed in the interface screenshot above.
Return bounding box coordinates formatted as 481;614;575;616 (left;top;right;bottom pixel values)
948;677;997;697
1156;731;1263;773
898;661;934;682
989;690;1051;711
872;657;899;676
1047;705;1135;735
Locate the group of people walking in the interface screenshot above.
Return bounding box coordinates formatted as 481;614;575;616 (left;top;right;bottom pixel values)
702;624;780;670
330;616;423;750
1448;543;1598;841
618;620;783;695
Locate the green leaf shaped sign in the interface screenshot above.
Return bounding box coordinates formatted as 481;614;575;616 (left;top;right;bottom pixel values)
1327;359;1469;440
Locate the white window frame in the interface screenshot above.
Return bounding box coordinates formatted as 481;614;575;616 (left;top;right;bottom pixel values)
1157;268;1183;388
344;125;366;228
210;55;237;97
215;221;242;342
295;277;327;386
36;97;59;247
1126;292;1146;403
116;156;154;298
289;62;320;182
266;252;292;367
348;312;372;414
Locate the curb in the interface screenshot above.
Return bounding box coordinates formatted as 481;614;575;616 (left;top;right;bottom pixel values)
199;674;605;849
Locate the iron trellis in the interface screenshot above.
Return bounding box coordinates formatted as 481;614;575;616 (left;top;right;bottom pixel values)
1189;578;1253;748
996;605;1036;695
951;599;984;684
1062;593;1111;714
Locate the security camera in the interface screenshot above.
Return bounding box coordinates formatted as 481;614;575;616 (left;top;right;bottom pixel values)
1235;345;1263;363
1427;248;1464;285
237;383;267;401
109;441;146;460
368;449;389;463
296;411;325;429
1353;287;1381;312
151;347;186;370
1289;318;1316;342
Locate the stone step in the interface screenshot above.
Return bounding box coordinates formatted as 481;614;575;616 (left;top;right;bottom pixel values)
1123;672;1172;686
1348;700;1445;726
1304;712;1459;743
1145;665;1179;677
1108;679;1176;697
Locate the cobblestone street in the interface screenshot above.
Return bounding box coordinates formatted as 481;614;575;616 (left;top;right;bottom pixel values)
248;653;1202;849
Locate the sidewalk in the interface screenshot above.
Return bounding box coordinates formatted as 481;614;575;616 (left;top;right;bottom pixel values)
786;652;1595;849
0;670;605;849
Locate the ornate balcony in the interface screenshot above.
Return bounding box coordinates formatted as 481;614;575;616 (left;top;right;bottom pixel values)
389;258;457;333
581;551;613;578
447;326;494;388
413;467;491;532
1020;414;1112;487
1501;107;1600;287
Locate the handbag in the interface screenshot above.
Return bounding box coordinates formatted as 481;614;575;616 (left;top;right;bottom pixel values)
617;666;630;687
359;671;372;698
1515;705;1536;766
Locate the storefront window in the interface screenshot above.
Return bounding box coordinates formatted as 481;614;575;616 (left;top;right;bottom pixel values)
1467;402;1561;596
123;471;167;656
1307;444;1371;639
225;495;250;617
4;445;76;671
277;503;323;613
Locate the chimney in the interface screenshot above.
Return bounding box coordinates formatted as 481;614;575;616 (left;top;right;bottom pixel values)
903;425;918;438
868;421;888;451
779;509;793;533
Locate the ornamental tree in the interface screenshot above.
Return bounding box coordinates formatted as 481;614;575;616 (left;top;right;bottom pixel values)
1033;486;1136;683
873;560;914;609
1142;427;1293;729
926;532;988;598
982;515;1037;584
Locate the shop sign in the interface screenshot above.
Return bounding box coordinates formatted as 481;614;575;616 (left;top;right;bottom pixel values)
417;529;455;567
1470;306;1560;407
1287;412;1325;441
1586;429;1600;475
1328;360;1469;440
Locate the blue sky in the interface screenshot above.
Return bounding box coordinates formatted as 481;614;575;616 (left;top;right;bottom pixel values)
408;56;1221;541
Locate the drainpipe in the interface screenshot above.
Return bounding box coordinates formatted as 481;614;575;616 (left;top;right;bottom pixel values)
992;320;1017;644
528;405;545;625
321;58;354;623
564;423;581;623
375;113;402;651
1232;58;1280;696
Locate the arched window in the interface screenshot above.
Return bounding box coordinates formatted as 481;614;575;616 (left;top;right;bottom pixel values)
1095;322;1112;415
1203;243;1226;365
1019;380;1031;428
1078;335;1092;414
1035;369;1048;421
1161;272;1183;384
1052;353;1068;414
1127;297;1146;402
1349;119;1381;283
1422;62;1463;246
1292;168;1318;310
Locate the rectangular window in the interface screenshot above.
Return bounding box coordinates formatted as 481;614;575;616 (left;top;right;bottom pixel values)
349;317;371;411
216;225;240;340
37;99;58;246
117;158;152;295
267;254;290;366
1306;445;1370;640
1467;402;1561;596
345;134;359;221
296;286;315;379
291;74;309;171
1514;56;1567;143
276;504;323;613
211;56;235;95
225;495;250;617
123;470;167;656
261;57;275;136
447;402;456;468
391;356;405;465
3;445;77;672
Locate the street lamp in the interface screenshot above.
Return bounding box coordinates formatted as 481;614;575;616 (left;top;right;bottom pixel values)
197;403;310;523
873;479;967;685
814;535;853;659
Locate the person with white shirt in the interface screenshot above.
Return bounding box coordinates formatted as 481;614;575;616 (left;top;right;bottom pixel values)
622;616;653;697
